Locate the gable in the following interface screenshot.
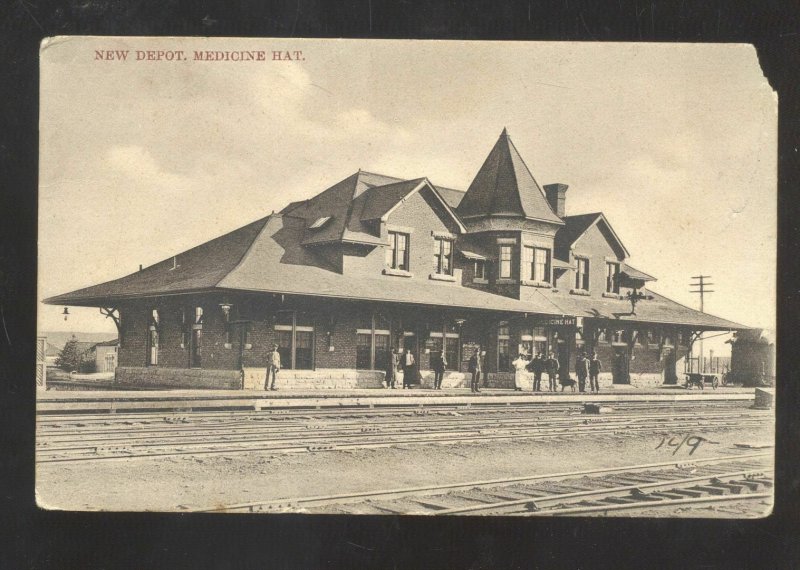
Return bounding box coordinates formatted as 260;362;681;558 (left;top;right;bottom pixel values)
573;220;622;259
385;185;461;235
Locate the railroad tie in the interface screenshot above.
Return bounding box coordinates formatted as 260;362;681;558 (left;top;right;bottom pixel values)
692;485;730;496
666;488;705;499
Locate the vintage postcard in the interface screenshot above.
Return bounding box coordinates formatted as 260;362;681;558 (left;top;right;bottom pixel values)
37;37;776;517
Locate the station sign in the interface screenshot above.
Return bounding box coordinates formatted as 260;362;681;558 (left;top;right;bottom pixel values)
537;316;577;327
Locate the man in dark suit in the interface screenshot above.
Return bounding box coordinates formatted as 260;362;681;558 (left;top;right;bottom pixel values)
589;352;602;393
528;353;544;392
546;352;559;392
576;351;590;393
468;349;482;393
432;351;447;390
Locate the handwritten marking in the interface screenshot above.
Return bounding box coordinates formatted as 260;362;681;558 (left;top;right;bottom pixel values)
655;434;706;456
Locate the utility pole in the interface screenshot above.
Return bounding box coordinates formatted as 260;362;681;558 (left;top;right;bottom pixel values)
690;275;714;372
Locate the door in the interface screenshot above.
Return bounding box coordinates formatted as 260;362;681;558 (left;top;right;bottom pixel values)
664;348;678;384
557;340;570;382
612;348;630;384
191;327;202;368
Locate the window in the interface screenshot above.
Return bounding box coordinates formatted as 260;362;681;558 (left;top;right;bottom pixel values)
499;245;512;278
534;248;551;283
432;237;453;275
497;323;510;371
523;246;551;282
606;262;620;293
647;329;661;346
575;257;589;291
386;231;410;271
308;216;332;229
275;311;315;370
356;312;393;370
430;320;460;370
474;260;486;280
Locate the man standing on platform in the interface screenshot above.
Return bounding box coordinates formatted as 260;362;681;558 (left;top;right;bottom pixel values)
432;351;447;390
402;348;416;389
576;351;589;393
468;348;482;393
385;348;399;389
589;352;602;393
529;353;544;392
546;351;559;392
265;343;280;391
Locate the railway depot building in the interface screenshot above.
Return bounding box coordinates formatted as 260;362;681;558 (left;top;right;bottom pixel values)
46;130;745;390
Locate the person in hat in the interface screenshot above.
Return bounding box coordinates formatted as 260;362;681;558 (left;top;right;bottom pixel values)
576;351;590;393
265;343;281;391
468;348;482;393
589;352;602;393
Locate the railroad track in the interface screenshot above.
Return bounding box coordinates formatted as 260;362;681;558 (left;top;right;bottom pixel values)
36;399;751;426
37;409;771;464
190;453;772;516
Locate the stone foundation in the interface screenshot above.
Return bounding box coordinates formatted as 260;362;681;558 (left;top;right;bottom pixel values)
242;368;385;390
115;367;241;390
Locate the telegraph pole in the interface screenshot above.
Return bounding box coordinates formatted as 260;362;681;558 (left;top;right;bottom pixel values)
690;275;714;372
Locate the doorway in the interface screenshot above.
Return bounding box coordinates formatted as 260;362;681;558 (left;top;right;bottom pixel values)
664;348;678;384
612;347;630;384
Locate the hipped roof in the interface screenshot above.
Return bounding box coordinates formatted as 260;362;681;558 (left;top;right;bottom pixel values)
45;211;746;330
46;214;563;317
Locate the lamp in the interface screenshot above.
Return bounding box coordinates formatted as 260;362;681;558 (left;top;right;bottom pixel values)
62;307;69;321
219;302;232;320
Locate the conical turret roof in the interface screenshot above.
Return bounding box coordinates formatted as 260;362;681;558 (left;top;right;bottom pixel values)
456;129;563;224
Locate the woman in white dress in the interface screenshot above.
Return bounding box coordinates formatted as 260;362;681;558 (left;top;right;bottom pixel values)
511;353;529;391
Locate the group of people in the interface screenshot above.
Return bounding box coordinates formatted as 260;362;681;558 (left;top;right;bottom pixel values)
384;348;420;389
263;341;601;394
575;351;603;393
511;350;602;393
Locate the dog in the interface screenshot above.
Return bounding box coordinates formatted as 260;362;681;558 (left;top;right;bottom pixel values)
559;377;577;392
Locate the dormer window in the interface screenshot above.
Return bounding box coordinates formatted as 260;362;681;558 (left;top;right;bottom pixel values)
606;262;620;293
308;216;332;229
474;260;485;280
386;231;409;271
432;236;453;275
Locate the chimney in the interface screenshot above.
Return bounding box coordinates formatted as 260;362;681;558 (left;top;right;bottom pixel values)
544;183;568;218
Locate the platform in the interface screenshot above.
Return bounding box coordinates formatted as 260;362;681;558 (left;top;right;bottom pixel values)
36;386;758;414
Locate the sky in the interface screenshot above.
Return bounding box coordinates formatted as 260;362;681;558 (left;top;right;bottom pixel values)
38;38;776;356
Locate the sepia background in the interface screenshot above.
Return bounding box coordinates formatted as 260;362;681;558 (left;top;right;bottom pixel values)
38;38;776;350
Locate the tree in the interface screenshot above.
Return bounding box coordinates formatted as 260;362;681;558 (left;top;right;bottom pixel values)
56;337;84;372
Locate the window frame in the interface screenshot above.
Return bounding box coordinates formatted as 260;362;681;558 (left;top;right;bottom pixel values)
274;310;316;370
386;231;410;271
473;259;486;280
575;257;590;291
523;246;551;283
606;261;620;293
432;236;454;275
499;245;513;279
356;312;394;370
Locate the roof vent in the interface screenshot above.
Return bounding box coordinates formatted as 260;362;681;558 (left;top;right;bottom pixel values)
308;216;332;230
